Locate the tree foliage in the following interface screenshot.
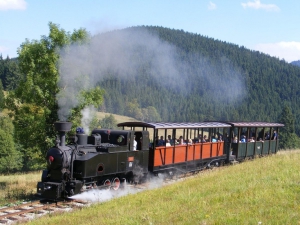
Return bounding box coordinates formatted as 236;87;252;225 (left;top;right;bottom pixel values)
5;22;103;170
279;106;300;149
98;114;118;129
0;55;23;91
0;81;4;110
0;116;22;173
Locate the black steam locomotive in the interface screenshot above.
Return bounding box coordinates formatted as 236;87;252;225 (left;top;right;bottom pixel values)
37;121;283;199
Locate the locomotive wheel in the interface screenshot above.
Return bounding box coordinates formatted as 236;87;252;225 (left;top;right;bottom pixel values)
103;179;111;189
111;177;121;190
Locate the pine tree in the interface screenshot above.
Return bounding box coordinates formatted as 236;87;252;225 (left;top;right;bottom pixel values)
279;106;300;149
0;117;22;173
0;81;4;111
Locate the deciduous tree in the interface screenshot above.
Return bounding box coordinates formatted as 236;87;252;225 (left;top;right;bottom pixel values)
0;116;22;173
6;22;103;170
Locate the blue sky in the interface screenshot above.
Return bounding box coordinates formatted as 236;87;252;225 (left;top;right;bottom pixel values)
1;0;299;62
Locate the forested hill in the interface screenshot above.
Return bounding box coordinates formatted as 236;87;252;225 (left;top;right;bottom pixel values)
96;26;300;134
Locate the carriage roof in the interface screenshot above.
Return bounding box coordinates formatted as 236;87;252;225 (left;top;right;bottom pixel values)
225;122;284;127
117;121;231;129
117;121;284;129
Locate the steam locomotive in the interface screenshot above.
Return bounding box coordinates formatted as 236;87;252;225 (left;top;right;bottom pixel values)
37;121;283;199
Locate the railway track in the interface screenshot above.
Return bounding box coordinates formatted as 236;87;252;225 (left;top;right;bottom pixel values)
0;199;90;224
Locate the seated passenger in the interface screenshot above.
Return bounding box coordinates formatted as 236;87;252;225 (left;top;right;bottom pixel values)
202;135;207;143
212;134;218;142
157;136;165;146
233;135;238;143
194;134;202;143
179;136;186;145
249;137;255;142
188;138;193;145
240;135;247;143
265;132;270;140
166;139;171;147
218;135;223;142
272;130;278;140
167;135;174;145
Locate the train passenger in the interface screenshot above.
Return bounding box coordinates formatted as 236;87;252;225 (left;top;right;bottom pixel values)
249;137;255;142
158;136;165;146
179;136;186;145
202;135;207;143
233;135;238;143
240;135;247;143
133;135;137;151
272;130;278;140
165;139;171;146
265;132;270;140
212;134;218;142
218;135;223;142
188;138;193;145
168;135;174;145
194;134;202;143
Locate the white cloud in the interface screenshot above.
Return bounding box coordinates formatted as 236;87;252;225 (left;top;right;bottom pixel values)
254;41;300;63
0;0;27;11
241;0;280;12
208;1;216;10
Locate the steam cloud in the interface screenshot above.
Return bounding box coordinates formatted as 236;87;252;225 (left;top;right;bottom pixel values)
57;27;246;122
70;174;166;203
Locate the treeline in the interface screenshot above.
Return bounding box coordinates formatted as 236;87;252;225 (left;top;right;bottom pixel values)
0;24;299;173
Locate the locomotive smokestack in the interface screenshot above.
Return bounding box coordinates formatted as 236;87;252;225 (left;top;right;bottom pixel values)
54;121;72;147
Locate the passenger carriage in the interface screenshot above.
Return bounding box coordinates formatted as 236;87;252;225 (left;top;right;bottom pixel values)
118;121;285;176
227;122;284;161
118;121;232;176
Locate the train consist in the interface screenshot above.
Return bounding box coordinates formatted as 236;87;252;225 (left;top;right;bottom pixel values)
37;121;284;199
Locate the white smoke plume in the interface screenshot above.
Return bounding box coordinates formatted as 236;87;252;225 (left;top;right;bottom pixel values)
80;106;96;135
57;27;246;122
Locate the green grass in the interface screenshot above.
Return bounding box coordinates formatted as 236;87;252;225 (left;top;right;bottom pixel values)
26;150;300;225
0;171;41;205
96;111;139;123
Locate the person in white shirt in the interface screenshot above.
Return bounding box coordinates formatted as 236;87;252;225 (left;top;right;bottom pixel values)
166;139;171;146
133;135;137;151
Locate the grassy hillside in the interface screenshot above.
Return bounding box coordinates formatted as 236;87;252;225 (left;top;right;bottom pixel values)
96;112;139;124
26;150;300;225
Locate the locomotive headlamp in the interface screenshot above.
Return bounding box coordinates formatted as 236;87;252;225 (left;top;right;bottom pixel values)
49;156;54;162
